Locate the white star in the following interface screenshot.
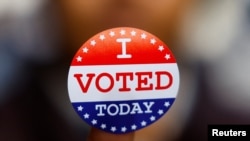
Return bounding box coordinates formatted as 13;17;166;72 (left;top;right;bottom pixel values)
158;109;164;115
99;34;105;40
109;31;115;37
141;121;147;126
90;40;96;46
131;124;137;130
82;47;88;53
164;101;170;107
120;30;126;35
150;116;156;121
165;54;171;60
111;126;116;132
141;33;147;39
76;56;82;62
101;124;106;129
91;119;97;125
121;127;127;132
158;45;164;52
150;38;156;44
77;105;83;111
83;113;89;119
130;30;136;36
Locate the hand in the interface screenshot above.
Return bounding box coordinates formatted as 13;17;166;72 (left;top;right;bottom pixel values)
87;128;134;141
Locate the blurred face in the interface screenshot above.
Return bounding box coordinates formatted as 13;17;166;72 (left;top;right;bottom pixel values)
59;0;193;51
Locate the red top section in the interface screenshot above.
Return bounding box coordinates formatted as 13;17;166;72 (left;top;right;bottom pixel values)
71;27;176;66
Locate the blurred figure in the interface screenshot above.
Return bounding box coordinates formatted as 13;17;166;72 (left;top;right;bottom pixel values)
178;0;250;140
0;0;249;141
0;0;76;140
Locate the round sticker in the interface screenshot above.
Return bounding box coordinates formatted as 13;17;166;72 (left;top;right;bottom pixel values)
67;27;179;134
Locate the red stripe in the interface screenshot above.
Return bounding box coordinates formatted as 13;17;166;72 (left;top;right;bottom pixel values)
70;27;176;66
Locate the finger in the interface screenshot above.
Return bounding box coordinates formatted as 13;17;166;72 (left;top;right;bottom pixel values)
87;127;134;141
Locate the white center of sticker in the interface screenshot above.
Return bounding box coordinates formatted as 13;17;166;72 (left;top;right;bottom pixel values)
67;27;180;134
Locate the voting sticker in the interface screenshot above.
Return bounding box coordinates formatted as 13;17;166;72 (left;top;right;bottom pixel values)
67;27;180;134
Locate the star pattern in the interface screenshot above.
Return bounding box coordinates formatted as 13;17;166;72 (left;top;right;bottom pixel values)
164;101;170;107
77;105;83;111
84;113;89;119
99;34;105;40
141;121;147;126
121;127;127;132
165;54;171;60
74;100;172;133
158;45;164;52
111;127;117;132
82;47;88;53
141;33;147;39
92;119;97;125
150;116;156;121
74;28;173;64
131;124;137;130
101;124;106;129
76;56;82;62
130;30;136;36
150;38;156;44
120;29;126;35
109;31;115;37
90;40;96;46
158;109;164;115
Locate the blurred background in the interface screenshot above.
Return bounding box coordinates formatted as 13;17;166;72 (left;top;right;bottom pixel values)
0;0;250;141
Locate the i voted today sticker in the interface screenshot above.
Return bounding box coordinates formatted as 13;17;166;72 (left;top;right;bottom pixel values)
67;27;180;134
